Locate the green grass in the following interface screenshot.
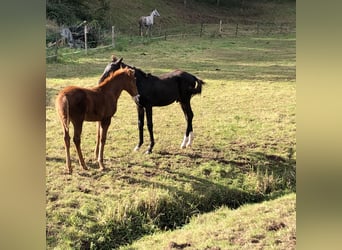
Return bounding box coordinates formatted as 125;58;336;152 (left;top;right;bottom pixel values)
119;193;296;250
46;33;295;249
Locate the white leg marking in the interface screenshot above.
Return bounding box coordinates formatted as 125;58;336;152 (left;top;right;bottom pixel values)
186;132;194;148
180;134;189;149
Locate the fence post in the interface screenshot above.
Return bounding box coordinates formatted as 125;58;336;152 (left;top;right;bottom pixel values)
54;32;58;62
84;24;88;54
219;20;222;34
200;23;203;37
55;40;58;62
112;26;115;48
235;23;239;37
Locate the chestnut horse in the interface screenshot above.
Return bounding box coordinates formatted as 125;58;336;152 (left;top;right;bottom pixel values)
55;67;139;174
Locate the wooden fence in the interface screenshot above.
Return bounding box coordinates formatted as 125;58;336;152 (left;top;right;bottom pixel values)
46;21;295;61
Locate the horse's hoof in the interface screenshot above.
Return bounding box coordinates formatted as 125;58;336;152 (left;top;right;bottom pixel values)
185;132;194;148
181;135;189;149
145;150;152;154
98;163;105;170
134;146;140;151
66;166;73;174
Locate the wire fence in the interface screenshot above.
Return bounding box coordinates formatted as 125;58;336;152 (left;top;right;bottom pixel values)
46;21;295;62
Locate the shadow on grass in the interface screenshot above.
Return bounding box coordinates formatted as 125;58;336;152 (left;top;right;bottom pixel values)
157;149;296;190
89;149;295;249
46;148;296;249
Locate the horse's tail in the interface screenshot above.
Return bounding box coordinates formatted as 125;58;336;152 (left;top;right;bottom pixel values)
56;94;70;133
190;77;205;95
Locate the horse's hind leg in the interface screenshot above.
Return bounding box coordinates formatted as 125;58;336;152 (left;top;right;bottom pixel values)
63;129;72;174
180;102;194;148
145;106;155;154
72;121;88;171
57;100;73;174
134;105;145;151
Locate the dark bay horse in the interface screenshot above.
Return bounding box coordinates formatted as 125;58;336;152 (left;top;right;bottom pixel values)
100;57;205;154
56;67;139;174
139;9;160;36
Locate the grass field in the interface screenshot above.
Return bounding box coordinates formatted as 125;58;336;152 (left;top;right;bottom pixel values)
120;193;296;250
46;33;296;249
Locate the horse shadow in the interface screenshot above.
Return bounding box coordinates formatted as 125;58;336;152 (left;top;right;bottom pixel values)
155;147;296;196
112;147;295;230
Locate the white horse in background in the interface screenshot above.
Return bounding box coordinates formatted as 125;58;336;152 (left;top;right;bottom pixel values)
139;9;160;37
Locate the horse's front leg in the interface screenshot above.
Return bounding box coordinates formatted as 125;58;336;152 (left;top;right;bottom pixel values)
94;121;100;160
180;102;194;148
146;25;150;36
98;118;111;170
134;105;145;151
145;106;155;154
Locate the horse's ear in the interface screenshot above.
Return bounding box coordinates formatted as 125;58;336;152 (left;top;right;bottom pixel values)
127;68;134;76
111;54;117;62
114;57;123;65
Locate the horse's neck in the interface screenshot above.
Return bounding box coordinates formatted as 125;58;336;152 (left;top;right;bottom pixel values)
98;80;123;100
148;13;154;24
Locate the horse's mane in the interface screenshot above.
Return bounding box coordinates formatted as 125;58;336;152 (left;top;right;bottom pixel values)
99;67;128;86
132;66;158;80
133;67;148;78
120;62;152;79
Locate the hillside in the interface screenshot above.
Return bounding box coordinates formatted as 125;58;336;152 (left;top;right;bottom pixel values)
47;0;295;36
108;0;295;28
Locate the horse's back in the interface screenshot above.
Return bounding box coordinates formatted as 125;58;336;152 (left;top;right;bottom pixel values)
56;86;91;121
160;70;197;87
161;70;204;98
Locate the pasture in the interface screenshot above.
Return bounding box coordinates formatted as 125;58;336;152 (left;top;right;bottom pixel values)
46;34;296;249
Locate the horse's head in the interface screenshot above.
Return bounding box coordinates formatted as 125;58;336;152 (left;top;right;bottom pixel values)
122;67;140;104
152;9;160;17
99;57;123;84
107;55;123;73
